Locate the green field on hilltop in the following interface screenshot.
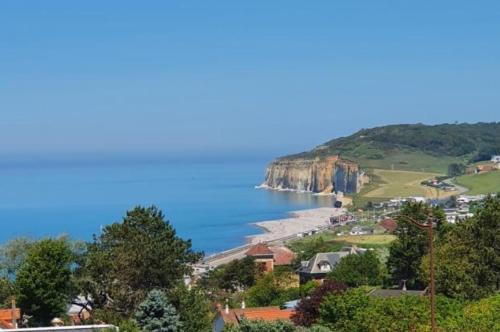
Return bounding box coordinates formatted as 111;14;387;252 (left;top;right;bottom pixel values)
343;149;462;174
455;171;500;195
362;169;441;199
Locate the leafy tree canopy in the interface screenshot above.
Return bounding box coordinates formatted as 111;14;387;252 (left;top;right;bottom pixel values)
222;319;331;332
200;256;257;293
386;202;445;289
16;238;73;326
0;237;33;279
167;284;212;332
423;195;500;300
447;163;466;177
291;280;346;327
328;250;382;287
0;278;15;309
81;206;202;318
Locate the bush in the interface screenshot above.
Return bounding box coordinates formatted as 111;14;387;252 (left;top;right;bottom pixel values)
291;280;346;327
135;290;182;332
328;251;382;287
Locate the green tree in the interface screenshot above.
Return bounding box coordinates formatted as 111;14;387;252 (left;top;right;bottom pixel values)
423;195;500;300
16;238;73;326
0;237;33;279
245;273;282;307
167;284;212;332
386;202;445;289
328;251;382;287
291;280;346;327
447;163;466;177
245;270;311;308
347;295;430;332
222;319;299;332
318;288;370;331
135;289;181;332
81;206;202;318
219;256;257;292
0;278;15;308
117;319;141;332
459;294;500;331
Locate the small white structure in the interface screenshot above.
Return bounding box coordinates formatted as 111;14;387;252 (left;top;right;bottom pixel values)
408;196;426;203
491;155;500;163
445;212;458;224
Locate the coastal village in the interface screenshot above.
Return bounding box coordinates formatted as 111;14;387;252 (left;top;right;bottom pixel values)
199;191;495;330
197;154;500;330
3;0;500;330
0;154;498;331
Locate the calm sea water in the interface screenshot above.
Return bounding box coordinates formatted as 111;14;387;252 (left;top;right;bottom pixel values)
0;159;335;253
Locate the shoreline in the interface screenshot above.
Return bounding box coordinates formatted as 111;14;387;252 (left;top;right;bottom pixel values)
246;207;345;244
203;206;344;267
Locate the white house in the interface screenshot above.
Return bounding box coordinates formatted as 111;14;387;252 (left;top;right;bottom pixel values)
491;155;500;163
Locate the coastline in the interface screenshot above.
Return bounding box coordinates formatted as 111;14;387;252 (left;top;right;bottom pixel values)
246;207;345;244
204;206;344;267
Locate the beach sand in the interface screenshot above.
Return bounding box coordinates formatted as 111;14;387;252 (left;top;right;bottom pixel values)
247;207;345;244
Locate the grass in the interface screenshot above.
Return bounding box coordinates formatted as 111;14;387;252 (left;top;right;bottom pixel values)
455;170;500;195
362;169;443;199
334;234;396;246
345;150;464;174
351;169;386;209
288;231;396;251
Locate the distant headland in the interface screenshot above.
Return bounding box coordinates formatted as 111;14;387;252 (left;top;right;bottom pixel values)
261;122;500;195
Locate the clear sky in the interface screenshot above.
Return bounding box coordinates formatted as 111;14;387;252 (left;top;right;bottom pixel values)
1;1;499;160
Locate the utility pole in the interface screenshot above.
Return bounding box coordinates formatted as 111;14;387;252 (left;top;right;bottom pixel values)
398;214;437;332
11;297;17;329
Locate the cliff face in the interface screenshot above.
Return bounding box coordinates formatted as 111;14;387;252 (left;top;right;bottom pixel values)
262;155;365;194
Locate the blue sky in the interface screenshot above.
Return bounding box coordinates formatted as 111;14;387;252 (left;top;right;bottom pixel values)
1;1;499;160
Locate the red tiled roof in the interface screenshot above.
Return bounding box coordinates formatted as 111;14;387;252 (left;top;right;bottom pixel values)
0;308;20;329
246;243;274;256
219;307;294;325
380;218;397;233
269;246;295;265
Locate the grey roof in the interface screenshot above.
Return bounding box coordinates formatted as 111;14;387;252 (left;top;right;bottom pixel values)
368;289;427;298
298;251;349;274
298;247;367;275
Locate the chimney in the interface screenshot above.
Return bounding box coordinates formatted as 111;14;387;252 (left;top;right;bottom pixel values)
225;299;229;314
241;300;246;309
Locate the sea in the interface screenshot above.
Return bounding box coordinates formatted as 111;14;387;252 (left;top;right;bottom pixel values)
0;157;335;254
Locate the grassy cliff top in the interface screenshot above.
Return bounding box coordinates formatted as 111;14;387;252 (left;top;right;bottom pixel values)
279;122;500;173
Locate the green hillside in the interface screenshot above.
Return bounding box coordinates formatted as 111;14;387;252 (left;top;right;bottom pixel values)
455;171;500;195
282;122;500;173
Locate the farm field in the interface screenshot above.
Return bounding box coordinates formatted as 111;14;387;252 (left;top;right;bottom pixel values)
455;170;500;195
362;169;444;199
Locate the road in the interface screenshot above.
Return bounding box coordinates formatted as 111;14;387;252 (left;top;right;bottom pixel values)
203;225;330;268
